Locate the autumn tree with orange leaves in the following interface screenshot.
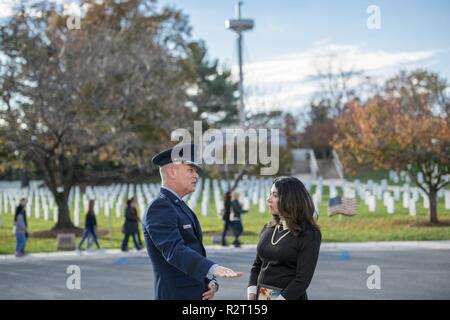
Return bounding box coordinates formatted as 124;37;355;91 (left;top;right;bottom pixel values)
333;70;450;223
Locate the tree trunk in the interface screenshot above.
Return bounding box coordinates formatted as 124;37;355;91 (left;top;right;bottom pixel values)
428;189;438;224
53;191;75;229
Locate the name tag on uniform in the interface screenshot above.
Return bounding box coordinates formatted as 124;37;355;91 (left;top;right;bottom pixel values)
183;224;192;229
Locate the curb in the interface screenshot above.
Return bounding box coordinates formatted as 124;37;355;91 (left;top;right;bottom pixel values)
1;241;450;261
319;240;450;251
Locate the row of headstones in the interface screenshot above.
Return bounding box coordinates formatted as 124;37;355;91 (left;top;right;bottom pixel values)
0;182;163;226
188;176;273;217
389;170;450;186
1;175;290;220
233;177;272;214
70;183;161;225
0;186;58;221
328;180;450;215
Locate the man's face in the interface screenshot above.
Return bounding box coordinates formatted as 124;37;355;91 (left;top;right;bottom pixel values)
173;163;199;195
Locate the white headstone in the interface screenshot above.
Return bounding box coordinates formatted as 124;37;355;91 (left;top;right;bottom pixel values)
330;185;338;199
423;194;430;209
26;198;32;217
387;197;395;214
73;203;80;227
259;197;265;213
445;190;450;210
393;187;400;201
104;200;110;217
53;206;58;222
201;179;210;216
402;192;410;209
364;191;371;206
383;191;390;206
115;202;122;218
242;196;250;211
34;195;40;218
94;200;99;216
409;201;416;216
417;172;424;184
368;195;376;212
43;203;49;221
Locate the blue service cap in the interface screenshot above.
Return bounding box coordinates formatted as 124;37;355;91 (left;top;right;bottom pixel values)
151;143;203;173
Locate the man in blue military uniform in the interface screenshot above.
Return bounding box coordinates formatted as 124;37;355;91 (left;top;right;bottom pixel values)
143;144;242;300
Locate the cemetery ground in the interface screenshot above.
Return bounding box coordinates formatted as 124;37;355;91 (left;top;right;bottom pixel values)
1;184;449;255
1;246;450;299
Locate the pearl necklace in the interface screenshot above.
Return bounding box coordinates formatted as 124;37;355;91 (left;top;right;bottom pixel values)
271;224;291;245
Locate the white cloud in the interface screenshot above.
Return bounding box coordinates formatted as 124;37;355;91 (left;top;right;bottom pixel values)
0;0;81;18
0;3;14;18
233;42;444;113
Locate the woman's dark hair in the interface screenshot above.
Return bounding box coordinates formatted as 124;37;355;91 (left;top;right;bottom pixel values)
224;191;231;201
127;197;135;206
268;176;319;236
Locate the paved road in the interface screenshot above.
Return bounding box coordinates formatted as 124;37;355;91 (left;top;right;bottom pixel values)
1;246;449;300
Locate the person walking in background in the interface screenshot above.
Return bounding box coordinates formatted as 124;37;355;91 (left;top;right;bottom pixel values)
248;176;321;300
221;191;232;247
121;197;142;252
230;191;248;248
128;197;143;247
77;199;101;252
14;198;28;257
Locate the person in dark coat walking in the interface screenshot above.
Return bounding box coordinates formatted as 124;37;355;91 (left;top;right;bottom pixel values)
14;198;28;257
121;197;142;251
78;199;101;251
221;191;232;246
230;191;248;248
129;197;143;247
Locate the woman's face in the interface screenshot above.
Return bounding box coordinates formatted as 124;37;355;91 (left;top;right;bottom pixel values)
267;184;280;216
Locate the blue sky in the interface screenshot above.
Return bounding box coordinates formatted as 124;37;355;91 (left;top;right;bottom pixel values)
159;0;449;66
158;0;450;112
2;0;449;113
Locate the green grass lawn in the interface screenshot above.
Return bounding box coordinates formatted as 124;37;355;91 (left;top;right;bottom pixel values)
0;185;449;254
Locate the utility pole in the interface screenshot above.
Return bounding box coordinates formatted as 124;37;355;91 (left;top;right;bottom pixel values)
225;1;254;127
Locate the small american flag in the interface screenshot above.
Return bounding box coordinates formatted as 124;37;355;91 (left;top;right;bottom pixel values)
328;196;357;216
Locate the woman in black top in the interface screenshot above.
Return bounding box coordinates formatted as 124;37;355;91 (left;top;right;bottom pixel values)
78;200;101;251
248;176;321;300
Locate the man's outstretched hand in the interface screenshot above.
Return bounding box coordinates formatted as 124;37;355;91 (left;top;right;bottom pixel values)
213;265;243;278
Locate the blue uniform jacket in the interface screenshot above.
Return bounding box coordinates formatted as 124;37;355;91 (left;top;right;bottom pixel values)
142;187;216;300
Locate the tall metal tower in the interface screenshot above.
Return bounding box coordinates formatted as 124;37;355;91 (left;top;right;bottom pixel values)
225;2;254;127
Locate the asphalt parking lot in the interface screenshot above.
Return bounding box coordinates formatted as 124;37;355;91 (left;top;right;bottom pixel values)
1;245;449;300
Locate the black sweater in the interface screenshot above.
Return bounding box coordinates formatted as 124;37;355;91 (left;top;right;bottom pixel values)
249;223;321;300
